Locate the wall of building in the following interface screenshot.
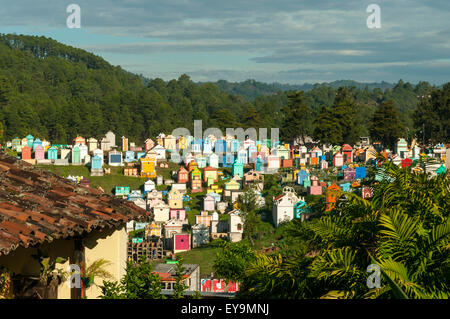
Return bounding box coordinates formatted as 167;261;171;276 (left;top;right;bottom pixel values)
83;226;128;299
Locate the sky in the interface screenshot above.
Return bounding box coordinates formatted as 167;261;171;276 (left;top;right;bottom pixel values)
0;0;449;84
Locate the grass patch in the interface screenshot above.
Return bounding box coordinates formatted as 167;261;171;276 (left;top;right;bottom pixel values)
177;243;222;277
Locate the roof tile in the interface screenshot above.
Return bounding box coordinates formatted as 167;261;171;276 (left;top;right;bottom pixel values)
0;151;150;256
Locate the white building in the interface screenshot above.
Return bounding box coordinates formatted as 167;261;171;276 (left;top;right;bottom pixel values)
272;186;300;227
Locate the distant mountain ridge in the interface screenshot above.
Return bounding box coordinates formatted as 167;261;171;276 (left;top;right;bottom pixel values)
211;79;395;100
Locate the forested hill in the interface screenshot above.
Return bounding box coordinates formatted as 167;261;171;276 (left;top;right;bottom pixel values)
0;33;446;146
214;79;395;101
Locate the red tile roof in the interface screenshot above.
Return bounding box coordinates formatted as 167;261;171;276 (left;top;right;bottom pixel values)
0;151;150;256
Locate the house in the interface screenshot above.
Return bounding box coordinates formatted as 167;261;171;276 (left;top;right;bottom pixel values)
79;144;89;163
105;131;116;147
60;149;71;161
342;144;353;163
0;151;148;299
224;179;241;194
210;212;229;240
237;149;248;165
228;209;243;242
208;153;219;168
156;133;165;146
124;167;138;177
72;146;81;165
108;150;123;166
254;156;264;172
34;145;45;160
144;138;155;152
187;160;198;172
90;155;104;176
401;158;413;169
203;166;219;186
163;135;177;151
196;155;207;169
320;159;328;169
87;138;98;153
267;155;280;170
173;234;191;253
121;136;129;152
145;222;162;238
258;145;270;159
203;196;216;211
361;186;374;199
167;190;183;210
326;183;341;211
100;138;111;151
272;187;300;227
195;211;213;227
214;139;227;154
203;138;213;154
177;166;189;184
294;198;310;222
355;166;367;179
163;219;183;245
222;153;235;168
333;152;344;167
140;153;157;178
153;262;199;291
308;176;322;195
275;145;289;160
177;136;188;151
248;145;258;163
191;224;210;248
297;170;310;186
190;139;202;153
73;136;86;146
169;209;186;221
190;175;203;193
143;179;155;193
153;201;170;222
26;134;34;147
124;151;135;163
151;144;166;160
47;146;58;160
115;186;130;197
310;146;322;158
343;167;356;181
131;198;146;210
396;138;408;159
230;139;240;153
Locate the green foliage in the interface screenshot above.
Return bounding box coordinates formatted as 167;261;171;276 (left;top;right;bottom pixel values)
281;91;313;144
413;83;450;144
31;249;68;284
1;34;446;146
369;100;406;150
213;241;257;282
100;257;164;299
172;257;188;299
228;163;450;299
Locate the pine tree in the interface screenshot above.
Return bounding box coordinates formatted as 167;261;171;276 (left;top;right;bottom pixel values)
313;106;343;145
369;100;405;151
281;91;313;144
242;103;262;129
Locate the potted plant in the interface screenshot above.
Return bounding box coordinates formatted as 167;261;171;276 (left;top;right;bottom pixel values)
0;266;12;299
80;259;114;291
13;250;68;299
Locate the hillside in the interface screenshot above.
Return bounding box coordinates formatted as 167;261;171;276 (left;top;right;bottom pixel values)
0;33;444;145
213;79;395;101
